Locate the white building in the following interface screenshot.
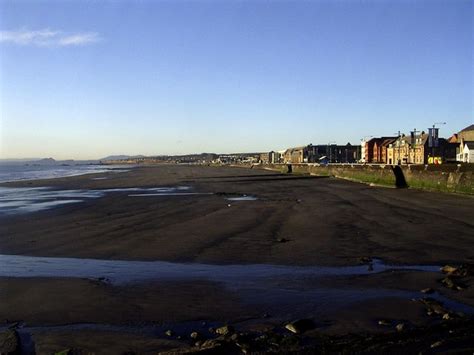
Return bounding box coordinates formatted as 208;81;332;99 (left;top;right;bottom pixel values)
360;140;367;163
457;140;474;163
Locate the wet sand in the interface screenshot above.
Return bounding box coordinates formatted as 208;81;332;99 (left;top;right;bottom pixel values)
1;165;474;353
1;165;474;266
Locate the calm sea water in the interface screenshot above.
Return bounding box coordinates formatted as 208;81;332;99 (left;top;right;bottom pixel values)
0;164;128;183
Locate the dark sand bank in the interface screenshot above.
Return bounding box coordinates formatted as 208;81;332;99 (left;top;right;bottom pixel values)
0;277;249;326
32;331;184;355
1;165;474;353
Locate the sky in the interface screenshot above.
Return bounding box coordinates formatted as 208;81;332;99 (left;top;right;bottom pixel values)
0;0;472;160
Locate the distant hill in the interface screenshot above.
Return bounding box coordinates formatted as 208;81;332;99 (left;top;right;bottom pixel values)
0;158;42;162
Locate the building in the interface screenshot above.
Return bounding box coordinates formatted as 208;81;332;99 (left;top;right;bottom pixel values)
457;140;474;163
281;143;361;164
269;151;283;163
457;124;474;141
283;147;302;163
452;124;474;162
386;133;456;165
360;140;367;163
367;137;397;163
379;138;397;164
361;137;397;164
362;139;376;163
259;152;270;164
330;143;361;163
283;145;313;163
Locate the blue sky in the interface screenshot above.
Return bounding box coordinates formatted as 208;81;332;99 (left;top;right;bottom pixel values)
0;0;472;159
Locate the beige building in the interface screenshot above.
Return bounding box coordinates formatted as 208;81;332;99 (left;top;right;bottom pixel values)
458;124;474;141
387;133;456;165
283;146;306;163
386;134;426;165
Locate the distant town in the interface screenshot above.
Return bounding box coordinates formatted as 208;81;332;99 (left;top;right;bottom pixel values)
102;124;474;166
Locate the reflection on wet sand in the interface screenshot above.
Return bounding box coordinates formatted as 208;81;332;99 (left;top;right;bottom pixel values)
1;254;472;317
0;186;196;215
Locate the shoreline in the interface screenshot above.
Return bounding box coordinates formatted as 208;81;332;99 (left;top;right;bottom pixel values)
0;163;133;185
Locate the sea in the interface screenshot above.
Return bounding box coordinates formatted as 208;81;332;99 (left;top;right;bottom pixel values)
0;163;133;215
0;163;128;183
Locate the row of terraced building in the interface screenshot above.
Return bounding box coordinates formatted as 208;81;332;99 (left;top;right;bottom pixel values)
361;124;474;165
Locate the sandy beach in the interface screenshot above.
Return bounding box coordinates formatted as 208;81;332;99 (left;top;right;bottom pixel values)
1;165;473;353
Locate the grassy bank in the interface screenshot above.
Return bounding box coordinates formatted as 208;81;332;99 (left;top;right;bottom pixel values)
252;163;474;195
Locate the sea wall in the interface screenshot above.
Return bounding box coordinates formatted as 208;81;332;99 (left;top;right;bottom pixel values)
255;163;474;195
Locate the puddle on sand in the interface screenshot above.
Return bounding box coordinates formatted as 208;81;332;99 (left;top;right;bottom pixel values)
0;254;441;284
226;195;258;201
129;192;213;197
1;254;472;318
0;186;195;215
0;186;255;215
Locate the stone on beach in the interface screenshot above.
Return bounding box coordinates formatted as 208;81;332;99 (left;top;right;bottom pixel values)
441;263;474;278
441;277;464;291
430;340;444;348
190;332;200;340
442;313;452;320
419;298;449;316
0;329;20;355
284;319;316;334
441;265;459;274
215;325;234;336
395;323;405;332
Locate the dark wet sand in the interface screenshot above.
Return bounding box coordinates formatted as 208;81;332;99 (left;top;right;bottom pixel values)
1;165;474;353
32;330;185;355
1;165;474;266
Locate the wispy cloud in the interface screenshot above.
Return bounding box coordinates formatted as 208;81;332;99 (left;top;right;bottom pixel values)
0;29;101;47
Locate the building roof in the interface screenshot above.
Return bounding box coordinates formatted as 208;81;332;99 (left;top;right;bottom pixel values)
464;141;474;149
285;146;307;153
368;136;397;145
397;133;428;146
448;134;458;143
381;138;397;147
460;124;474;133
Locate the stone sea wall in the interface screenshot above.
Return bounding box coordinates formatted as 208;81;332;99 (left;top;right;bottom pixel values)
253;163;474;195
